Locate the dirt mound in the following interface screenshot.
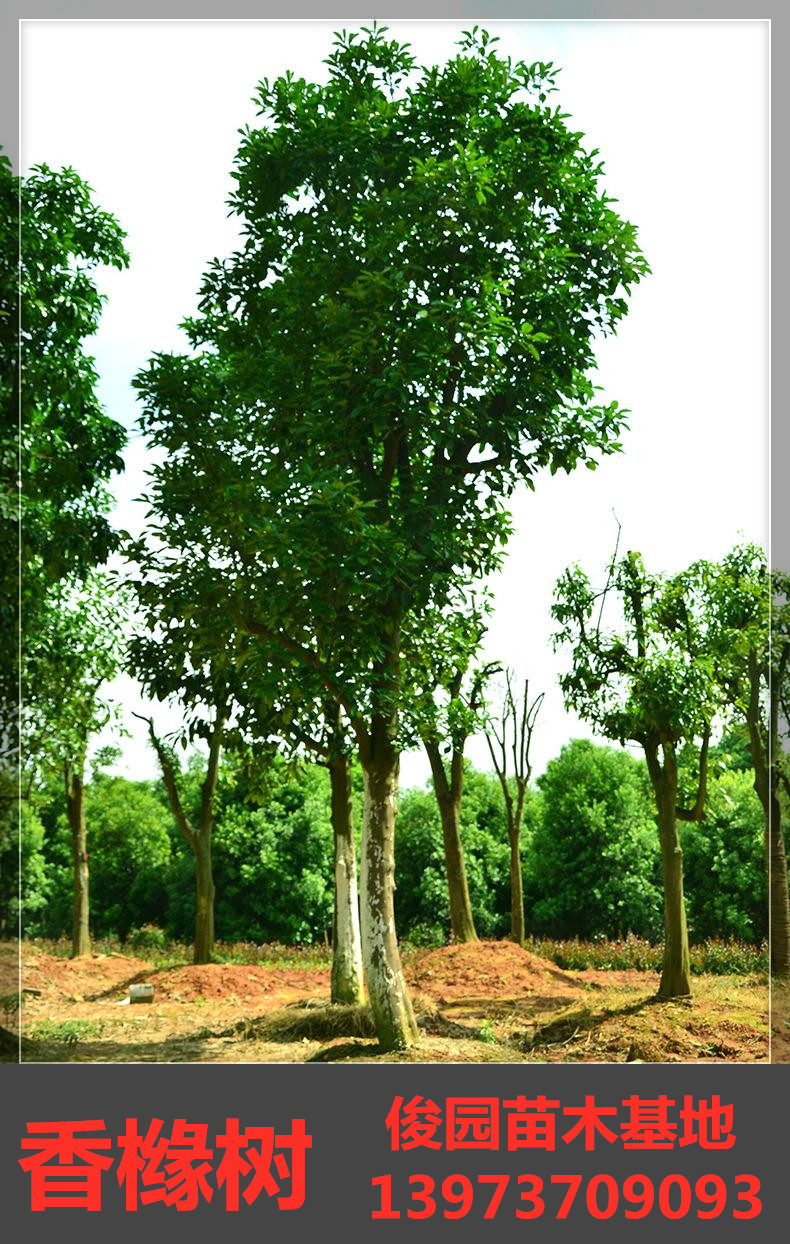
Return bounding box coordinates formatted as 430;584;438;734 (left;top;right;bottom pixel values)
19;949;152;1001
147;963;328;1004
407;940;580;1003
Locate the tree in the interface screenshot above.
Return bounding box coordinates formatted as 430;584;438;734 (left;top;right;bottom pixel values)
406;597;497;943
529;739;661;940
684;545;788;975
126;522;366;994
127;559;240;966
210;758;336;946
395;766;519;943
1;155;128;697
23;573;126;956
1;152;127;940
485;672;544;943
680;766;766;944
134;26;647;1048
133;697;225;966
552;550;724;997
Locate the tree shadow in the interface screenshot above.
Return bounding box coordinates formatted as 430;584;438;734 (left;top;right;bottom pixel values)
525;993;679;1053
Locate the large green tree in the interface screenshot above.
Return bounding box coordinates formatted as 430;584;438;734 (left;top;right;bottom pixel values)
134;26;647;1048
553;551;724;997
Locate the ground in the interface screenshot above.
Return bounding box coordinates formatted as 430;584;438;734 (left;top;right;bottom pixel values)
0;939;770;1064
771;980;790;1063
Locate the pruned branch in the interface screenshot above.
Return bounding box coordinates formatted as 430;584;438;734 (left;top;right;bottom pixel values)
132;710;196;850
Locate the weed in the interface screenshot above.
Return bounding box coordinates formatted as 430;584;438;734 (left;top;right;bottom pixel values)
27;1019;104;1046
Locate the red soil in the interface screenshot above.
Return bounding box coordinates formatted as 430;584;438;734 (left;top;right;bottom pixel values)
408;939;580;1002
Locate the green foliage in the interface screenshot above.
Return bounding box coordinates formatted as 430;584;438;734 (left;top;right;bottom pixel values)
127;923;168;951
1;152;128;709
132;26;647;753
210;762;335;945
19;743;767;953
553;551;726;751
28;1018;104;1045
681;769;766;941
22;572;128;797
527;740;662;939
7;802;51;934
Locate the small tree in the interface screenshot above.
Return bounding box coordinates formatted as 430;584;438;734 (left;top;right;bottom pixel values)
133;694;225;966
407;599;497;943
552;550;723;997
485;671;544;943
24;574;125;956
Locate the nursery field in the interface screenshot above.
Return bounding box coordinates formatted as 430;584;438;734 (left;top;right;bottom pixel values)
0;939;770;1065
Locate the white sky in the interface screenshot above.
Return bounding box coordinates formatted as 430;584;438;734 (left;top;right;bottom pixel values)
21;19;769;787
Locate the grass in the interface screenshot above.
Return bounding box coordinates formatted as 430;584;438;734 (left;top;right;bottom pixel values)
526;935;767;976
25;933;768;977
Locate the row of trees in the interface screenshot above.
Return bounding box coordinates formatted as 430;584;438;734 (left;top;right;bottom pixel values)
14;739;766;950
6;27;786;1052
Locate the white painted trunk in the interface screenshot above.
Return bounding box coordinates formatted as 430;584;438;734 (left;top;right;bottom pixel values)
332;842;365;1005
360;762;418;1050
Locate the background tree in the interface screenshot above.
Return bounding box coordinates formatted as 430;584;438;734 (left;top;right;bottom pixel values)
133;26;647;1048
1;151;127;941
395;766;523;944
23;572;126;956
552;549;724;997
407;598;497;943
680;765;766;944
485;671;544;943
126;524;366;993
127;562;241;966
528;739;662;940
684;545;788;975
1;155;128;696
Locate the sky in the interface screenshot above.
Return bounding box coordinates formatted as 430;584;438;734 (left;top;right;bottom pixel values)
20;18;769;787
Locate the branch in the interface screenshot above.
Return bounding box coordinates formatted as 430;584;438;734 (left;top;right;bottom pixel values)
241;615;371;755
461;454;505;477
676;727;710;822
199;694;226;835
595;513;622;639
132;711;196;850
423;735;451;804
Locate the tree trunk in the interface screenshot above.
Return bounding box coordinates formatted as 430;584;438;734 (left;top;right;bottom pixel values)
645;745;691;997
359;730;418;1051
193;830;215;965
437;792;478;942
751;767;790;978
656;792;691;996
509;826;525;944
329;755;365;1005
425;741;477;943
747;666;790;979
767;786;790;978
66;766;90;958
